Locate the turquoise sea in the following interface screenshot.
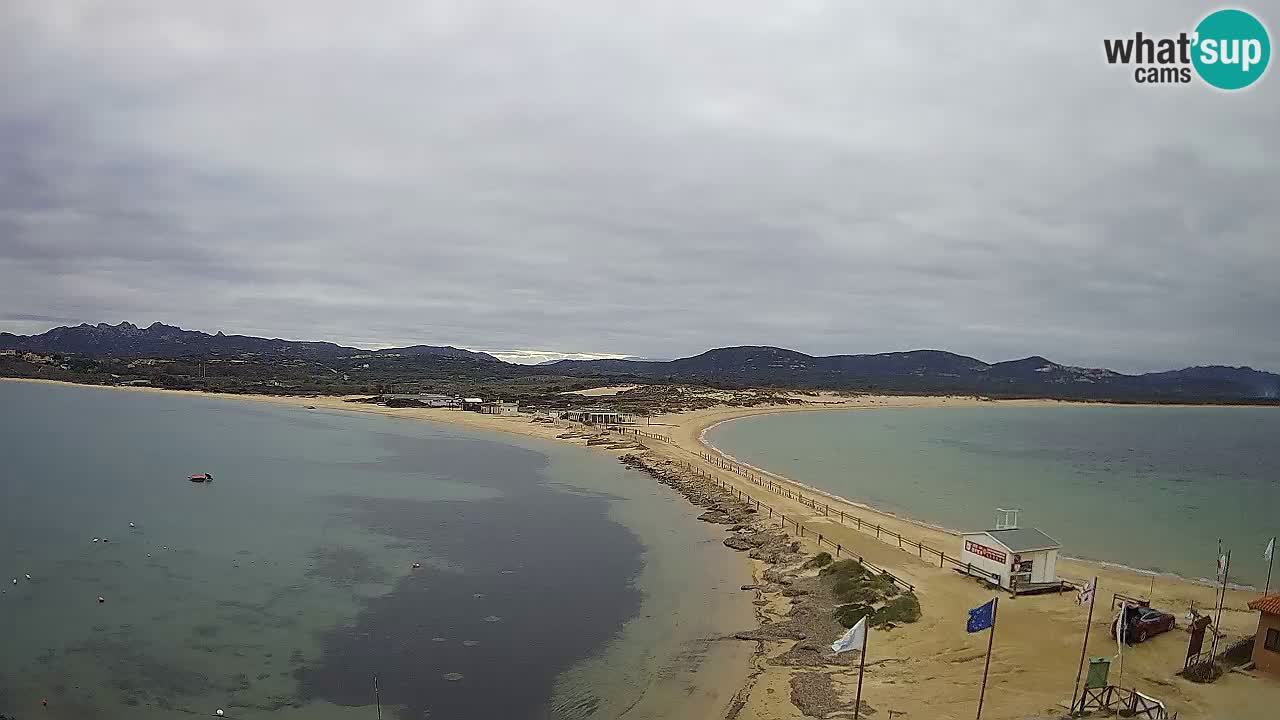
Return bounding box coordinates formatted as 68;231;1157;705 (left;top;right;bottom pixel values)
706;405;1280;586
0;382;748;719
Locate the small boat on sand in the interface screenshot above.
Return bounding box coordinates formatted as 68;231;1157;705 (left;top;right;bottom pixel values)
188;473;213;483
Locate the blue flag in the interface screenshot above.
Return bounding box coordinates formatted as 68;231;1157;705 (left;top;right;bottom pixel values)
967;599;996;633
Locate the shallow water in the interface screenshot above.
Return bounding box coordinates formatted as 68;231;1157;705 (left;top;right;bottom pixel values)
707;404;1280;586
0;382;747;719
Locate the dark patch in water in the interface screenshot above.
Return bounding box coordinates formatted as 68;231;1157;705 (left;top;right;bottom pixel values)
300;436;643;720
305;545;389;586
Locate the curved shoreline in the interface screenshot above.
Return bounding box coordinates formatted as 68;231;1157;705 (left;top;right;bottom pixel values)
692;403;1259;591
7;379;1276;718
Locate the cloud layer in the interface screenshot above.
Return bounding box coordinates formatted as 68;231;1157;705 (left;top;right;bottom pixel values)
2;1;1277;371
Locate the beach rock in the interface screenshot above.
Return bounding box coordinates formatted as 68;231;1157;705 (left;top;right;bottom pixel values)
790;671;872;717
762;568;795;585
735;626;807;642
781;587;811;597
740;584;760;591
771;643;857;668
699;510;734;524
724;536;754;551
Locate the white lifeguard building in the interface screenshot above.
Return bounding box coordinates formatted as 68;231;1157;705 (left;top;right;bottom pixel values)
960;509;1063;594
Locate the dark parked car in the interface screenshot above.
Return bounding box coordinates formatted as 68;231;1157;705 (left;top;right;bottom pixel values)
1110;605;1176;644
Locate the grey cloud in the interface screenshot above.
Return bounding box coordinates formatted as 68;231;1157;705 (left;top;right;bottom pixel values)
1;1;1277;372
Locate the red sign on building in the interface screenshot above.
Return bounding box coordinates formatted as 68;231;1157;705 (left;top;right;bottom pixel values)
965;540;1007;564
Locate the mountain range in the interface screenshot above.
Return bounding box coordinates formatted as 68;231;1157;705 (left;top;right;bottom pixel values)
0;322;498;362
3;321;1278;401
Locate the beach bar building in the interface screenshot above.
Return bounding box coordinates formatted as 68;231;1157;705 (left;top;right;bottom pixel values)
1247;594;1280;677
480;400;520;416
960;511;1062;593
561;408;637;425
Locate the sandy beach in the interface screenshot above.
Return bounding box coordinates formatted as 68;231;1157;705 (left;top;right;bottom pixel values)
5;378;1277;719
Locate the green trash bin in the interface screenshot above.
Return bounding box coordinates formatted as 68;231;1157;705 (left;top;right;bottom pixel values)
1085;656;1111;689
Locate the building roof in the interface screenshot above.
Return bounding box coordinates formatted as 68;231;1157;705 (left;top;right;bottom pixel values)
463;397;483;403
976;527;1061;553
1248;593;1280;615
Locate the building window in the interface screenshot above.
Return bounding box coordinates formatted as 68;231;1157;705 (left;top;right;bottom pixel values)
1267;628;1280;652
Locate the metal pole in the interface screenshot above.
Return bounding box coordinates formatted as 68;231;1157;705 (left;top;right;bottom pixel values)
374;674;382;720
1266;537;1275;598
854;621;868;720
976;597;998;720
1069;577;1098;717
1211;550;1231;658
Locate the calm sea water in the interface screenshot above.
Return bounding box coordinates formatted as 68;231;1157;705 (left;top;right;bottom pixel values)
0;382;745;719
707;405;1280;586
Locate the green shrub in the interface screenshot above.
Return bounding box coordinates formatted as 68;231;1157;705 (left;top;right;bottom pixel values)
819;559;865;579
833;603;874;628
803;551;833;569
872;593;922;625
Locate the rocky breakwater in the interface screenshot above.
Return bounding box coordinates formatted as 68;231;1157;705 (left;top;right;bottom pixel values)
618;453;924;718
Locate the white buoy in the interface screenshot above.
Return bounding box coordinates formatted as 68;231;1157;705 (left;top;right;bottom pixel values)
92;538;100;543
10;578;15;585
25;574;31;580
216;709;225;717
129;522;136;528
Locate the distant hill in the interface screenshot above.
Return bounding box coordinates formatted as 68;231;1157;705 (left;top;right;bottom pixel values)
0;322;499;362
537;346;1280;401
3;324;1277;402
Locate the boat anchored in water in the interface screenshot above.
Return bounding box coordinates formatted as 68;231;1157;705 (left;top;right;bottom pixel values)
188;473;214;483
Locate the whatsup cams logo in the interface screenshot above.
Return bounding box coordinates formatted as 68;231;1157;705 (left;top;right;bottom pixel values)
1104;8;1270;89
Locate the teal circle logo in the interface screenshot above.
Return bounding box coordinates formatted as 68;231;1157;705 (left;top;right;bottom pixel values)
1192;9;1270;90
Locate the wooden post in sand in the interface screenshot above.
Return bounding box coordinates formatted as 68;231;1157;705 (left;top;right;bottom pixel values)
1069;577;1098;716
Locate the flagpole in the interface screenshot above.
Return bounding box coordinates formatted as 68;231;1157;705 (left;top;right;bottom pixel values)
1116;602;1126;692
1266;537;1275;598
975;597;998;720
1211;550;1231;658
854;620;868;720
1069;577;1098;717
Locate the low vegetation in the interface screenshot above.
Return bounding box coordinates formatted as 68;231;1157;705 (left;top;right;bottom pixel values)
820;558;921;628
802;551;833;569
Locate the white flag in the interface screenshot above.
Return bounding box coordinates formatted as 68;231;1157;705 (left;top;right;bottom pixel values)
1076;578;1095;606
1217;553;1228;580
1266;537;1275;562
1115;603;1127;654
832;616;867;654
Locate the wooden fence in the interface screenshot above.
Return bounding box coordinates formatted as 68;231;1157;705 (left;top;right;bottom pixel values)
605;426;673;444
690;464;918;593
693;451;1003;586
1077;686;1175;719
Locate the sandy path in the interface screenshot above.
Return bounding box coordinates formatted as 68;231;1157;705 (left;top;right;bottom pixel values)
645;397;1278;719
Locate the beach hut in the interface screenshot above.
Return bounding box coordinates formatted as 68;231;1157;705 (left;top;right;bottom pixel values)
461;398;484;411
1247;594;1280;676
480;400;520;416
960;511;1062;593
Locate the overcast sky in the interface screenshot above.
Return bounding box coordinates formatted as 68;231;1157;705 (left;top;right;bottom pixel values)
1;2;1277;370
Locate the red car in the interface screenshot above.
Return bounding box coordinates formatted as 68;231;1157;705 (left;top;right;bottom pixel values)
1110;605;1176;644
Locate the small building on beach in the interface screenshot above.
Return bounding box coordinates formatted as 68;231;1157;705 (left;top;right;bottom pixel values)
461;398;484;412
480;400;520;416
1247;594;1280;676
561;408;637;425
960;520;1062;593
